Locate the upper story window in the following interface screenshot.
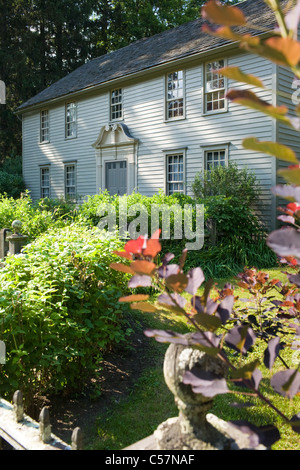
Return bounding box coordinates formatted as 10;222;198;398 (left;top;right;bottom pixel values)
64;163;76;199
110;89;123;121
40;166;50;198
166;153;185;194
166;71;184;120
40;110;49;143
65;102;77;138
204;60;226;113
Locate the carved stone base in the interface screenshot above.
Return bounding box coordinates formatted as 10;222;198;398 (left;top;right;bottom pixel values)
154;416;234;450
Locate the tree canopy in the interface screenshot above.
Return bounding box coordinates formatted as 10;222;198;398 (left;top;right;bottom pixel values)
0;0;238;160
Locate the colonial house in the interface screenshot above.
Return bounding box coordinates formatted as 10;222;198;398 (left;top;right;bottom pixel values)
17;0;298;230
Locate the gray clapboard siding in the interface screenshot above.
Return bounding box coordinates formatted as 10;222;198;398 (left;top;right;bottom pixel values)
22;49;276;227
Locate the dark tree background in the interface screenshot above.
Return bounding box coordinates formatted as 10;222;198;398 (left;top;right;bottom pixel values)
0;0;237;163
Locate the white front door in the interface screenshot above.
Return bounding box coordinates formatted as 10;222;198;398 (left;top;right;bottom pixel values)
105;160;127;195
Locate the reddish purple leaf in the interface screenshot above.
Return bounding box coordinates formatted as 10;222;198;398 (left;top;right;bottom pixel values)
267;227;300;258
228;421;280;448
216;295;234;324
185;267;205;295
128;274;152;288
264;337;282;370
144;329;191;345
157;292;187;310
271;184;300;201
290;413;300;434
183;369;229;397
192;295;218;315
270;369;300;398
158;263;179;278
225;325;256;355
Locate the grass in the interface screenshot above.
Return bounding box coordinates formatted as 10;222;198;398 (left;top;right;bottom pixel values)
88;266;300;451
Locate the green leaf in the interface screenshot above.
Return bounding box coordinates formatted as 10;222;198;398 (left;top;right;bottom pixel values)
243;138;298;163
277;167;300;185
227;89;291;125
130;302;157;313
220;66;265;89
193;312;222;332
119;294;150;302
231;359;261;381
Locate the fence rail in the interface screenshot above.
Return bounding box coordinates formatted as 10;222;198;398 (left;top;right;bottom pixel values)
0;390;83;450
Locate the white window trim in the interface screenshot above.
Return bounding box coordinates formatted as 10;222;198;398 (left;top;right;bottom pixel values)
164;70;186;122
40;165;51;199
110;88;123;122
65;102;77;139
163;148;187;195
40;109;50;143
203;58;228;115
200;143;230;172
64;161;77;199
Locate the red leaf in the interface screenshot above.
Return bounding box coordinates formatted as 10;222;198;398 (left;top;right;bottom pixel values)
109;263;134;274
124;236;145;255
131;260;156;275
113;251;132;260
143;238;161;258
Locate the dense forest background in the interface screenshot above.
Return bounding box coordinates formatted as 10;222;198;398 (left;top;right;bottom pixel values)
0;0;237;166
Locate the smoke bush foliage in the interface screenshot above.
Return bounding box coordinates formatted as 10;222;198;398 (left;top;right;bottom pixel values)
0;225;132;400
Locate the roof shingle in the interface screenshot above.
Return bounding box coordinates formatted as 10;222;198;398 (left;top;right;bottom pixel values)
18;0;289;111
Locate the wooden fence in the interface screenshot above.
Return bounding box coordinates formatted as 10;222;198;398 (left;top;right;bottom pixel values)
0;390;83;450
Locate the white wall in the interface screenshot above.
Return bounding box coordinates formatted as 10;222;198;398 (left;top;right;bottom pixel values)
22;51;275;226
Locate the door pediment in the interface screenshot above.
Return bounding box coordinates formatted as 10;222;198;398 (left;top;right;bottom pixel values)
92;123;138;148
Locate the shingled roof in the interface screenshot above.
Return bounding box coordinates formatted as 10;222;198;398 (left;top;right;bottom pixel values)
18;0;289;112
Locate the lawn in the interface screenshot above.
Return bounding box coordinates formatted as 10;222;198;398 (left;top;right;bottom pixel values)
87;267;300;451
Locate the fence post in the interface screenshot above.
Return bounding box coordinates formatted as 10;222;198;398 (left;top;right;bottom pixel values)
13;390;24;423
71;427;83;450
39;407;52;443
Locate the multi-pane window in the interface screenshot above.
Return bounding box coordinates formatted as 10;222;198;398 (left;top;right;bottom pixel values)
111;89;123;120
166;71;184;119
205;60;226;113
166;154;184;194
40;110;49;143
205;149;226;171
40;167;50;198
65;164;76;199
65;102;77;138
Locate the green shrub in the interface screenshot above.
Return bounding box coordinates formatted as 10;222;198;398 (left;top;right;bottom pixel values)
0;224;132;401
0;192;77;241
79;190;275;277
0;154;25;198
191;162;261;206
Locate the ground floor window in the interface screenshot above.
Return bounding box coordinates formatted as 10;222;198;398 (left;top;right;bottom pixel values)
166;153;184;194
205;148;227;171
40;166;50;198
64;163;76;199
